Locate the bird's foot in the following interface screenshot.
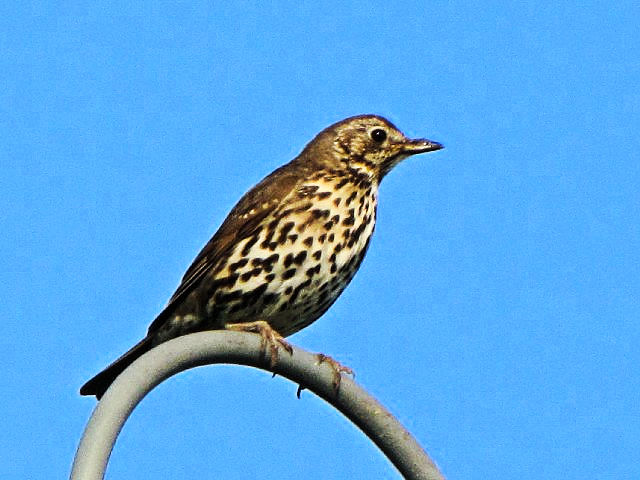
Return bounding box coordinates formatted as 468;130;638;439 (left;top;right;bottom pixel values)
316;353;354;392
225;320;292;368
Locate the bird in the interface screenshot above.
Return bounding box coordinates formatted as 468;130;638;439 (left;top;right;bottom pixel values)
80;114;443;399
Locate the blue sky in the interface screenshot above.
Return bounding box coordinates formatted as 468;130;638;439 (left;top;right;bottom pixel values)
2;1;639;478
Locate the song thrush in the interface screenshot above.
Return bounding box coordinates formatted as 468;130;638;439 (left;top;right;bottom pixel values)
80;114;443;398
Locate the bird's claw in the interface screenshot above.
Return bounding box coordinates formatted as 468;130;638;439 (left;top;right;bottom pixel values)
225;320;292;368
316;353;354;392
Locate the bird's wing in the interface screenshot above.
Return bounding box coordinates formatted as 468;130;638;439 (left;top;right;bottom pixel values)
147;163;305;333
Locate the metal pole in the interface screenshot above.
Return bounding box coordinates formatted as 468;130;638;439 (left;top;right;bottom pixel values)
71;331;444;480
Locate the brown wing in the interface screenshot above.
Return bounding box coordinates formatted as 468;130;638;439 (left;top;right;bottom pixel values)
147;162;306;333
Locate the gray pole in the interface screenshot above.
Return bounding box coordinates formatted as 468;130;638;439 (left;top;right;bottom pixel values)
71;331;444;480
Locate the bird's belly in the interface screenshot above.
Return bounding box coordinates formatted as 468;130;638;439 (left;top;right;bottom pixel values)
204;185;378;336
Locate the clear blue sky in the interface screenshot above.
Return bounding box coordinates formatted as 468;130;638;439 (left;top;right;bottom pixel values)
2;2;638;479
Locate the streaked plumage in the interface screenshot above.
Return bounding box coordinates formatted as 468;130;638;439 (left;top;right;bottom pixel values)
81;115;443;398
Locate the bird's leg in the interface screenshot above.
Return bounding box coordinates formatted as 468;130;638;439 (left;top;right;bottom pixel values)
316;353;355;392
225;320;293;368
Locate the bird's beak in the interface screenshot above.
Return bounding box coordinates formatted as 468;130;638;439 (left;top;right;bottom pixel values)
402;138;444;154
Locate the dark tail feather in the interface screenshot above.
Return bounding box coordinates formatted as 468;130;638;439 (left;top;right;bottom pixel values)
80;336;154;399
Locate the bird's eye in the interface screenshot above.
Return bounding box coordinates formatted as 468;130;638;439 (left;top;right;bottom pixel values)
370;128;387;143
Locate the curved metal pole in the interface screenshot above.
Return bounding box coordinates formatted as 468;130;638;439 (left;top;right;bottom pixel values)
71;331;444;480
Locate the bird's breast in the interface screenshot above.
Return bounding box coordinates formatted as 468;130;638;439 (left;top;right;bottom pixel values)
204;172;379;336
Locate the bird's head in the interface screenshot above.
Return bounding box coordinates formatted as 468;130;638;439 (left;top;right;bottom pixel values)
301;115;443;180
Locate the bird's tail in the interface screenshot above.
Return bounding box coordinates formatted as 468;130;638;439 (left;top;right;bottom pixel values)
80;336;154;399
